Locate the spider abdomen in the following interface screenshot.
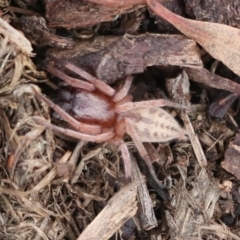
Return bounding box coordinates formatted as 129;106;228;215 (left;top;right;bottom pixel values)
126;107;187;142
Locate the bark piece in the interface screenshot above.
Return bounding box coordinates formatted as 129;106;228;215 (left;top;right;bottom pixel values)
185;67;240;95
131;156;157;230
48;34;202;84
166;70;208;167
87;0;240;80
18;16;74;48
184;0;240;28
45;0;143;29
222;133;240;180
136;153;169;201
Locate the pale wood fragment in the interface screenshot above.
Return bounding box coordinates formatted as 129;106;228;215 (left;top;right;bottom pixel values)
77;181;140;240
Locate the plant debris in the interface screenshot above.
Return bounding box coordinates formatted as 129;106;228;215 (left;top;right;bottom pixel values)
166;167;220;239
146;0;240;77
45;0;144;29
48;34;202;84
91;0;240;77
222;133;240;180
0;18;33;56
2;0;240;239
77;180;139;240
184;0;240;28
18;16;75;48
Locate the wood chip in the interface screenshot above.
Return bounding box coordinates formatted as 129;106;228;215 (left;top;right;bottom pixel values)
77;181;140;240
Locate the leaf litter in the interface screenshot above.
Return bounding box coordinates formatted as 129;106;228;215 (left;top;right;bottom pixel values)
89;0;240;85
1;0;240;239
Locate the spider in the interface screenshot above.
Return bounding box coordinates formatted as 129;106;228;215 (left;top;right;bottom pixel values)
32;59;188;184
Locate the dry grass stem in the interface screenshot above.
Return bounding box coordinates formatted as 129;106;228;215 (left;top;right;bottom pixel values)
198;225;240;240
167;168;220;238
0;168;57;196
0;17;33;55
71;144;104;184
182;113;207;167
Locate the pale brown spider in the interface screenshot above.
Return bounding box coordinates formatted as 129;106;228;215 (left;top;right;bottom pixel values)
33;59;188;182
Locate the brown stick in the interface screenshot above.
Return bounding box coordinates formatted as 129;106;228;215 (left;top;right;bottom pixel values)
87;0;145;7
185;68;240;95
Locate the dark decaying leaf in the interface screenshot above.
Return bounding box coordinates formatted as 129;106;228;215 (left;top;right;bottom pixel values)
48;34;202;84
222;133;240;180
208;92;239;118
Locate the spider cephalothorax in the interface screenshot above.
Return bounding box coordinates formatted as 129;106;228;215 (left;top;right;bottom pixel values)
33;59;188;183
55;86;118;128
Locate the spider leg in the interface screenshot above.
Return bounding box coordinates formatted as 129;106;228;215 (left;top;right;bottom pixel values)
119;141;132;179
124;117;167;197
116;99;190;113
32;88;102;134
55;59;116;97
47;65;95;92
113;76;133;102
32;116;115;142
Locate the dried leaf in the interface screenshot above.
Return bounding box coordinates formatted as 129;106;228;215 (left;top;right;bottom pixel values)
146;0;240;77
